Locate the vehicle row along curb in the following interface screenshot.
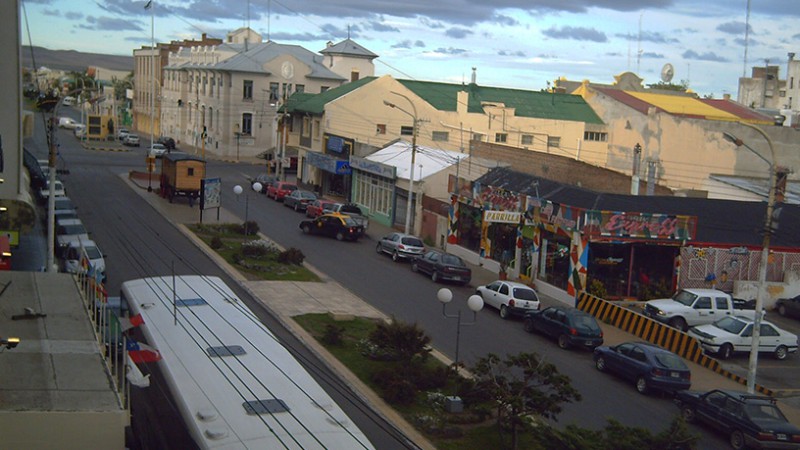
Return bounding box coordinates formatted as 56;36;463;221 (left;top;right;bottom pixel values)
575;291;774;396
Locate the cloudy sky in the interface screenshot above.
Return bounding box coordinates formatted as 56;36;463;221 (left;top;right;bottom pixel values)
20;0;799;98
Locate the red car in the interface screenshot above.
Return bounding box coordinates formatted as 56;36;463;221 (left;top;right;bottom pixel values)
305;200;341;218
267;182;297;201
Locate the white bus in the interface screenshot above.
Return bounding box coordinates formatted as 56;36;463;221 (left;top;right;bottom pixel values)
122;275;374;449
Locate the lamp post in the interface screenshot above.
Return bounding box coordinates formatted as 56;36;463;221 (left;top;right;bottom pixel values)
723;123;776;394
234;124;241;162
437;288;484;372
233;182;262;236
383;92;418;235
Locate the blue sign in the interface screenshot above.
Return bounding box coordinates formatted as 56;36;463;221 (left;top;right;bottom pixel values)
335;160;352;175
327;136;344;153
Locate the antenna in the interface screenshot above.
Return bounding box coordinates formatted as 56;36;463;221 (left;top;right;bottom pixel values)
660;63;675;83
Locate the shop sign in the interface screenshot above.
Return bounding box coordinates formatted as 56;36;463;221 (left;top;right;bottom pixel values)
525;197;580;230
476;184;520;211
483;210;521;224
584;210;696;240
335;160;352;175
350;155;396;178
306;151;338;173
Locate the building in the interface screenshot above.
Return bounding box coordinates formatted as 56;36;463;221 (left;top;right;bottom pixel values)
158;28;376;160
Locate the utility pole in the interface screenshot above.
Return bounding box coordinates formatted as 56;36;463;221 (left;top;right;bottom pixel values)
46;117;57;273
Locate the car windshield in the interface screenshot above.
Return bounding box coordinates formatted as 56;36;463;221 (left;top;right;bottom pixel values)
744;403;788;422
401;237;424;247
342;217;359;227
341;205;362;214
654;353;688;370
441;254;464;266
285;185;297;191
55;200;74;210
60;225;86;235
300;192;316;199
513;287;539;301
672;290;698;306
84;246;102;259
713;316;747;334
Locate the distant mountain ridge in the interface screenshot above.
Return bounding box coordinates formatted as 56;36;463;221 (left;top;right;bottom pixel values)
21;45;134;73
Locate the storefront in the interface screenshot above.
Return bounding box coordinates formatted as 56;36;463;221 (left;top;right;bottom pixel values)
349;155;396;227
303;133;354;199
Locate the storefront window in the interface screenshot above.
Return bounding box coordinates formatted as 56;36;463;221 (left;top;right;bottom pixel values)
457;205;482;252
538;231;571;290
489;223;516;264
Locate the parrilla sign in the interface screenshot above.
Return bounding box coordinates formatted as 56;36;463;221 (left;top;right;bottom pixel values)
483;210;521;224
583;210;696;240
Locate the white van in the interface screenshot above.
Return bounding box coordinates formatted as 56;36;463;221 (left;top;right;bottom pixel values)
62;96;75;106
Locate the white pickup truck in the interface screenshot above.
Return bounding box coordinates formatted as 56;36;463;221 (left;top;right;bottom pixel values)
331;203;369;231
643;288;762;332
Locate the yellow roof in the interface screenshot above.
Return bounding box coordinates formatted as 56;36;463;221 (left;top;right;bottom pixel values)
626;91;740;122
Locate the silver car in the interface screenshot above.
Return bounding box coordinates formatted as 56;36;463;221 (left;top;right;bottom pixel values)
376;232;425;262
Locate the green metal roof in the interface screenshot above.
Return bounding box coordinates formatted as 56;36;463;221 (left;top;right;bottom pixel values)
397;79;604;124
286;76;378;115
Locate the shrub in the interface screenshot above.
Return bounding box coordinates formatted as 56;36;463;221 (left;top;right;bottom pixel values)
372;367;417;405
278;247;305;265
321;323;344;346
241;239;275;258
367;318;431;363
411;364;450;390
238;220;260;235
210;235;223;250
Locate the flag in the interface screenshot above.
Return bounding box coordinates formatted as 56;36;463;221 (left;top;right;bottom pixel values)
118;313;145;332
144;0;153;9
126;338;162;363
126;353;150;388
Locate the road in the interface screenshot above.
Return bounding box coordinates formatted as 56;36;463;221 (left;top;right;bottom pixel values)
34;107;800;448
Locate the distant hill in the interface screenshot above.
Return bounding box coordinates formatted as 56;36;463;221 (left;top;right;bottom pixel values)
21;45;133;73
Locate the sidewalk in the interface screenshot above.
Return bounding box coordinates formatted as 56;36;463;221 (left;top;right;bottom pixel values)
125;172;800;431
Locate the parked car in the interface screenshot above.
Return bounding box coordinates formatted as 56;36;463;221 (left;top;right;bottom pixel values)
149;143;167;158
299;213;364;241
156;136;176;150
117;128;130;141
410;250;471;285
593;341;692;394
643;288;761;332
375;232;425;262
253;174;277;194
775;295;800;320
73;124;86;138
62;96;75;106
306;200;340;218
688;316;798;360
55;218;90;255
283;190;317;212
523;305;604;350
61;239;106;281
123;134;140;147
476;280;541;319
38;179;66;202
267;181;297;201
58;117;77;129
674;389;800;450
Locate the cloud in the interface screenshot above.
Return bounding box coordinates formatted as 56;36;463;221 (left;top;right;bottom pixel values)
368;21;399;32
733;37;760;47
392;40;425;49
498;50;526;57
419;17;445;29
320;24;361;39
64;11;84;20
80;16;143;31
641;52;665;59
492;14;519;26
42;9;60;17
446;27;474;39
542;26;607;42
614;31;678;44
717;21;752;35
431;47;468;55
682;50;728;62
270;32;326;41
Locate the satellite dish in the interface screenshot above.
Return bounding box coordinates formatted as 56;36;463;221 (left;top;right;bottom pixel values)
661;63;675;83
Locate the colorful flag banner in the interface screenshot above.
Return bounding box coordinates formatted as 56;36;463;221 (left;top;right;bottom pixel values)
126;338;162;363
126;353;150;388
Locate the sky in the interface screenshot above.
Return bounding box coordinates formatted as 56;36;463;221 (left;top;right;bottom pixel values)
19;0;800;99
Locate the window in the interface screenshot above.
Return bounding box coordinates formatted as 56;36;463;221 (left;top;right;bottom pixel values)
242;113;253;135
584;131;608;142
715;297;730;310
499;284;509;295
314;120;320;139
209;77;214;96
243;80;253;100
401;126;414;136
694;297;712;309
376;124;386;135
351;71;359;82
432;131;449;142
295;84;305;93
547;136;561;148
521;135;534;145
209;107;213;128
269;82;279;103
495;133;507;143
472;133;483;142
760;325;779;337
187;167;195;176
321;86;330;93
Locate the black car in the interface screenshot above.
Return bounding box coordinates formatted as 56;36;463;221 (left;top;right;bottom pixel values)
523;305;604;350
675;389;800;450
157;136;176;150
299;213;364;241
776;295;800;320
253;174;277;194
410;250;471;286
593;341;691;395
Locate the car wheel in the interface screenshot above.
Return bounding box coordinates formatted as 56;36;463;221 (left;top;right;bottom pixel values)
681;406;696;424
375;243;383;254
595;356;607;372
775;345;789;360
635;376;649;395
557;334;570;350
730;430;746;450
431;271;439;283
392;251;400;262
523;318;535;333
336;232;345;241
411;262;419;273
778;305;787;316
719;343;734;360
302;225;311;234
669;317;688;332
499;305;510;320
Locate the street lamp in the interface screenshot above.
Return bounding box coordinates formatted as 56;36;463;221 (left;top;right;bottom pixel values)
234;124;241;162
437;288;484;371
383;91;418;235
723;123;776;394
233;182;262;236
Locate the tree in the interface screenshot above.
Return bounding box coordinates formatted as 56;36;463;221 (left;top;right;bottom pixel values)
535;416;698;450
472;352;581;450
